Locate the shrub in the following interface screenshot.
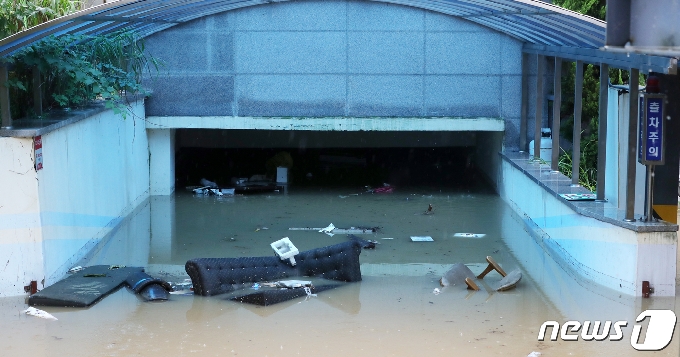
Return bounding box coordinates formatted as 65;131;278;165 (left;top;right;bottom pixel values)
3;30;161;119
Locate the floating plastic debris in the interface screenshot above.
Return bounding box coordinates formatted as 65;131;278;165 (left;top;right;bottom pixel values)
24;307;57;321
193;187;226;196
290;224;380;236
453;233;486;238
270;237;299;266
278;280;312;288
319;223;335;234
67;266;84;274
410;236;434;242
169;279;194;295
424;204;434;215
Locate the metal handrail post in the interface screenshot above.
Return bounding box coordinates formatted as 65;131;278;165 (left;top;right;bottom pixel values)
520;53;529;152
552;57;562;171
645;166;655;221
624;68;640;222
572;60;584;186
534;54;544;161
596;63;609;201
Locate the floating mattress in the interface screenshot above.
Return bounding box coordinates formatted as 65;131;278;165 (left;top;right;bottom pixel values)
28;265;144;307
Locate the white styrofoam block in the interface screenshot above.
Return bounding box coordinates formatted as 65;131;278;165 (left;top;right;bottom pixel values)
271;237;299;265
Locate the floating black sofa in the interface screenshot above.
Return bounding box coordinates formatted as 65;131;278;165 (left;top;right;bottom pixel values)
185;240;363;302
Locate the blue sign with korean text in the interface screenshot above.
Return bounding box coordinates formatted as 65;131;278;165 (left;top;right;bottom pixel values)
638;94;665;165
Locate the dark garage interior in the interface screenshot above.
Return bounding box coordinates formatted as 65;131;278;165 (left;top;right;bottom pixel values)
174;129;485;191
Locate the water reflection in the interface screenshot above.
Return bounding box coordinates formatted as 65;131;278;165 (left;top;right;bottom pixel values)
0;186;676;356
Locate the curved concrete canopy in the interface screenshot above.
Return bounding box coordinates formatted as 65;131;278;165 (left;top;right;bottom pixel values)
0;0;605;58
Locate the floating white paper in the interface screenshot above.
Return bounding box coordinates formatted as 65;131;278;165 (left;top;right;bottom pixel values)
410;236;434;242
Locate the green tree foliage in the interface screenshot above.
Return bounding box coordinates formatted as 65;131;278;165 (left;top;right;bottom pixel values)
0;0;82;39
4;30;161;119
553;0;606;20
1;2;161;119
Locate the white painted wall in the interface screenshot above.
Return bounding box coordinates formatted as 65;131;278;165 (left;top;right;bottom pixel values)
500;208;676;329
0;137;45;295
500;159;676;296
0;100;150;296
605;88;648;216
148;129;176;195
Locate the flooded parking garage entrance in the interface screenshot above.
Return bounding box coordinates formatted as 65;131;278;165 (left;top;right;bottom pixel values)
173;128;483;190
1;182;677;356
2;0;680;354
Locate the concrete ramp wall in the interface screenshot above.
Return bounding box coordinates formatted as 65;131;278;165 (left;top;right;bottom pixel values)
499;157;677;297
0;100;149;296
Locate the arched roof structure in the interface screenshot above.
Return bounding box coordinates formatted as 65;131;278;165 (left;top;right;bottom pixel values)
0;0;675;72
1;0;605;56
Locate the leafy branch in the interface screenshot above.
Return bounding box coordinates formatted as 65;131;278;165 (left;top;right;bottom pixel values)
0;0;82;39
3;30;161;119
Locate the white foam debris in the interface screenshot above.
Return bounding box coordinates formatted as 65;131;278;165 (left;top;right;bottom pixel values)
24;307;58;321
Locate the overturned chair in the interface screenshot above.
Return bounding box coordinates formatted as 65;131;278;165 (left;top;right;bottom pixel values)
440;256;522;292
185;240;363;305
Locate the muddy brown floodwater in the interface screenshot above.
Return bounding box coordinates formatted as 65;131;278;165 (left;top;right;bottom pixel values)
1;186;678;356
